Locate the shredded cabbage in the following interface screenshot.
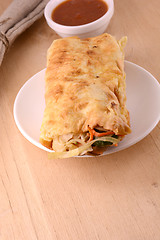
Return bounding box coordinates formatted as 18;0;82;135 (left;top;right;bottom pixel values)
48;136;119;159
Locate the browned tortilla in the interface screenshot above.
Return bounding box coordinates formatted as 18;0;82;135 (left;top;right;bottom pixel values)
40;33;131;150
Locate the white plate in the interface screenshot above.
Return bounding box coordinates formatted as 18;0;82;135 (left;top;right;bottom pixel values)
14;61;160;155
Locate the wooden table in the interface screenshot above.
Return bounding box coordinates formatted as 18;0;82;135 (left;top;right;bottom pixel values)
0;0;160;239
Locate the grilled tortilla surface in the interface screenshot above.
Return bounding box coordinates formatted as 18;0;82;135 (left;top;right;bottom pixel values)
40;33;131;157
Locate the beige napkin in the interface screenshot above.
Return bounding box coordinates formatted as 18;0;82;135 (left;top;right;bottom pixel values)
0;0;49;65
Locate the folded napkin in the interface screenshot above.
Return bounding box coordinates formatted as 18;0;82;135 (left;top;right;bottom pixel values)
0;0;49;66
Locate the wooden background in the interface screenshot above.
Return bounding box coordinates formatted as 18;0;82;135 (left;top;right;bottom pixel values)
0;0;160;239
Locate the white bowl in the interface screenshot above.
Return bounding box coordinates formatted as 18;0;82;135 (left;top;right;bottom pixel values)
44;0;114;38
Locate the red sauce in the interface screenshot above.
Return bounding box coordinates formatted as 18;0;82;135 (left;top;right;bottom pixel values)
52;0;108;26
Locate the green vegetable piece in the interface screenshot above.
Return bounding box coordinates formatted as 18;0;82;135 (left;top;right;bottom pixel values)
93;141;113;147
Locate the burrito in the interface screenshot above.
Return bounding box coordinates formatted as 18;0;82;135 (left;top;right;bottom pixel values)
40;33;131;158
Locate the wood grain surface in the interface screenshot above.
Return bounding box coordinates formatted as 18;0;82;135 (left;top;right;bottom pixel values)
0;0;160;239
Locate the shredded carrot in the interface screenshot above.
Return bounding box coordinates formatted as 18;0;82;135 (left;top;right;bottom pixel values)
92;130;115;137
114;143;118;147
88;126;94;141
88;126;115;141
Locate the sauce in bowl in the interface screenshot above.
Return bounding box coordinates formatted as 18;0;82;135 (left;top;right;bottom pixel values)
52;0;108;26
